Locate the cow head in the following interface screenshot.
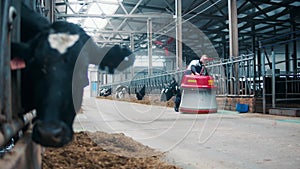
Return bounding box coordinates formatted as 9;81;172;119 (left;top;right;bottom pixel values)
15;11;134;146
99;45;135;74
20;22;91;147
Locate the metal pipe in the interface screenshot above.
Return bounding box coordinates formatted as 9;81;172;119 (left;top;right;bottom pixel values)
48;0;55;22
147;18;153;76
271;49;276;108
262;52;266;114
228;0;239;95
0;110;36;148
86;30;145;34
0;0;12;121
292;23;298;74
260;30;300;44
115;0;143;31
206;58;254;67
96;40;130;43
0;0;5;118
57;0;120;5
175;0;183;71
130;33;135;79
0;133;5;148
56;13;172;18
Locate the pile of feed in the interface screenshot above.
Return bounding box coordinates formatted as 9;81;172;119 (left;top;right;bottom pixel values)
42;131;181;169
42;94;179;168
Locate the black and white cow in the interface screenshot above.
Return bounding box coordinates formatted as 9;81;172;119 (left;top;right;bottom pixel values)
135;85;146;100
11;3;135;147
115;85;128;99
99;88;112;97
160;78;181;112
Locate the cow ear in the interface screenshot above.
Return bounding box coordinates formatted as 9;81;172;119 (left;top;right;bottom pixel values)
48;33;79;54
10;57;26;70
11;42;30;60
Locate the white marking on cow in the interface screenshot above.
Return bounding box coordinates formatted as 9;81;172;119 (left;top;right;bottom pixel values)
48;33;79;54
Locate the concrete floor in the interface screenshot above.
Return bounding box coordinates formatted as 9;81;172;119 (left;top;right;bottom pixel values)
74;89;300;169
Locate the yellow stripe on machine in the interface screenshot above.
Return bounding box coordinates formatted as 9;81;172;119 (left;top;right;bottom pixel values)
187;79;197;83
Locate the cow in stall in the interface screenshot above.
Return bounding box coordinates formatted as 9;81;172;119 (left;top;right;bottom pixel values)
99;87;112;97
115;85;128;99
160;78;181;112
135;85;146;100
10;3;135;147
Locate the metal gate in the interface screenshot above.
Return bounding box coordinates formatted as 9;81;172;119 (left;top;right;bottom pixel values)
1;1;41;169
259;30;300;113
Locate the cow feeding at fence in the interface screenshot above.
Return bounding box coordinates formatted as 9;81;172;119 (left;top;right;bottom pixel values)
10;3;135;147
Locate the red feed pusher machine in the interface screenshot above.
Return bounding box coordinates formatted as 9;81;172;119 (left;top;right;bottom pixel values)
179;75;218;114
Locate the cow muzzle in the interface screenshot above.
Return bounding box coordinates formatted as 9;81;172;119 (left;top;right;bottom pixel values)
32;121;73;147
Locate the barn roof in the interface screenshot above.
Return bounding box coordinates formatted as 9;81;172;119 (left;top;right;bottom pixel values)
54;0;300;59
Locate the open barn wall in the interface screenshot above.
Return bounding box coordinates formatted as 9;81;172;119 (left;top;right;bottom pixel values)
97;50;300;115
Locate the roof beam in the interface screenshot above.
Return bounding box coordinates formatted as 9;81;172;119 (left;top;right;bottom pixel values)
122;2;169;12
87;30;145;34
184;13;225;20
56;13;172;18
248;0;269;18
254;0;299;8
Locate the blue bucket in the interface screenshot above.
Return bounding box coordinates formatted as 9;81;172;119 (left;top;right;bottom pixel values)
236;103;249;113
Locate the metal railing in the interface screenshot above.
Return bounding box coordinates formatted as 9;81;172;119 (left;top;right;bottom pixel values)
206;54;255;97
0;0;36;149
0;110;36;148
98;54;256;97
259;31;300;112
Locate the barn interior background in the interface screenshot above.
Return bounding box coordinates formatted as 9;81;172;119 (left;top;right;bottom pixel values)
52;0;300;114
0;0;300;168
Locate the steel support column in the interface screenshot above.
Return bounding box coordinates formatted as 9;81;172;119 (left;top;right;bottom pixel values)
228;0;239;94
251;24;256;96
130;33;135;79
222;35;226;59
10;0;22;117
147;18;153;76
46;0;55;22
271;49;276;108
261;51;266;114
291;22;297;74
0;0;12;121
175;0;183;70
285;44;289;73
